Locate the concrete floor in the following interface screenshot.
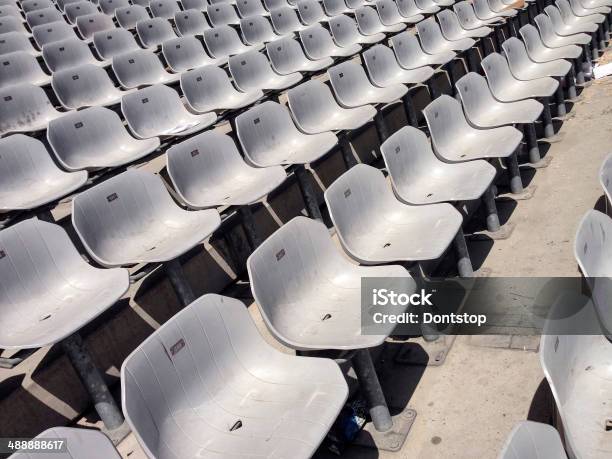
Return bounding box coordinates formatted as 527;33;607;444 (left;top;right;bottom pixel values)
115;70;612;459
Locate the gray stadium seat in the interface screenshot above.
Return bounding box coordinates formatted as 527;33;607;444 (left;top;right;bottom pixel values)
456;72;543;127
149;0;181;19
8;428;121;459
502;37;571;79
488;0;518;15
235;100;338;166
438;9;491;40
73;169;221;266
21;0;54;13
297;0;328;25
248;216;412;349
540;301;612;459
0;16;31;36
203;25;256;59
324;0;352;15
567;0;610;16
121;293;348;459
182;0;208;10
390;31;456;69
381;126;496;205
229;49;302;91
415;0;441;13
47;106;159;170
328;60;408;106
0;83;63;135
535;12;591;47
56;0;81;12
236;0;269;17
423;95;522;162
162;36;223;72
324;163;465;266
287;79;376;133
121;84;216;138
99;0;131;15
207;2;240;25
0;135;87;211
329;13;385;46
65;1;99;25
136;17;176;47
473;0;514;20
32;21;78;48
416;16;475;54
519;24;582;63
240;15;283;46
52;63;132;109
544;5;598;35
115;5;150;29
497;421;567;459
454;0;503;29
0;31;41;56
396;0;430;18
167;130;287;207
375;0;424;26
0;51;51;88
574;207;612;337
266;36;333;74
175;9;210;36
0;3;21;19
355;6;407;35
112;48;180;88
76;13;116;40
132;0;151;6
181;64;264;112
47;107;159;171
299;23;361;59
264;0;291;10
481;52;559;101
270;5;307;35
43;37;108;72
93;28;141;59
363;44;434;87
0;218;128;349
26;7;64;28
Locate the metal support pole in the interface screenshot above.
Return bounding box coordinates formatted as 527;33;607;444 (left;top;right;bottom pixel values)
582;44;593;80
453;228;473;277
239;205;261;249
165;258;196;307
525;123;541;164
598;24;605;51
352;349;393;432
575;56;585;85
592;32;600;61
402;91;419;128
566;66;577;100
295;165;323;222
427;78;439;101
374;111;389;143
482;185;501;233
506;151;524;194
61;333;124;431
541;96;555;138
467;47;479;73
554;81;566;117
339;135;358;169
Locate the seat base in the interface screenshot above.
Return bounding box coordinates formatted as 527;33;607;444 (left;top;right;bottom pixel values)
466;221;516;241
497;184;537;201
522;154;553;169
354;406;417;452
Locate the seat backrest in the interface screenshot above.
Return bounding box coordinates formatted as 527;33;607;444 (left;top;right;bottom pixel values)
543;5;566;31
329;13;360;47
297;0;327;25
472;0;493;17
0;16;29;35
51;63;119;110
299;23;337;59
26;6;64;27
181;0;207;10
43;37;99;72
175;9;210;36
240;15;276;45
497;421;568;459
501;37;533;75
362;43;399;86
0;51;48;88
204;25;247;57
376;0;403;24
72;168;180;264
324;163;394;244
207;2;239;26
0;83;58;135
270;5;302;34
65;1;99;25
455;71;496;120
112;48;170;88
519;24;546;57
0;31;39;56
56;0;80;12
99;0;131;15
32;20;78;48
453;1;480;29
395;0;421;17
264;0;288;10
229;49;274;91
287;79;341;131
77;13;117;39
327;60;371;107
480;52;515;95
181;64;237;112
437;9;464;39
162;35;213;72
122;294;276;459
136;17;176;47
323;0;348;16
150;0;181;19
534;13;557;45
266;36;306;74
115;5;150;29
235;100;301;165
422;94;468;152
93;28;141;59
236;0;268;17
0;3;20;18
416;16;444;52
21;0;54;13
